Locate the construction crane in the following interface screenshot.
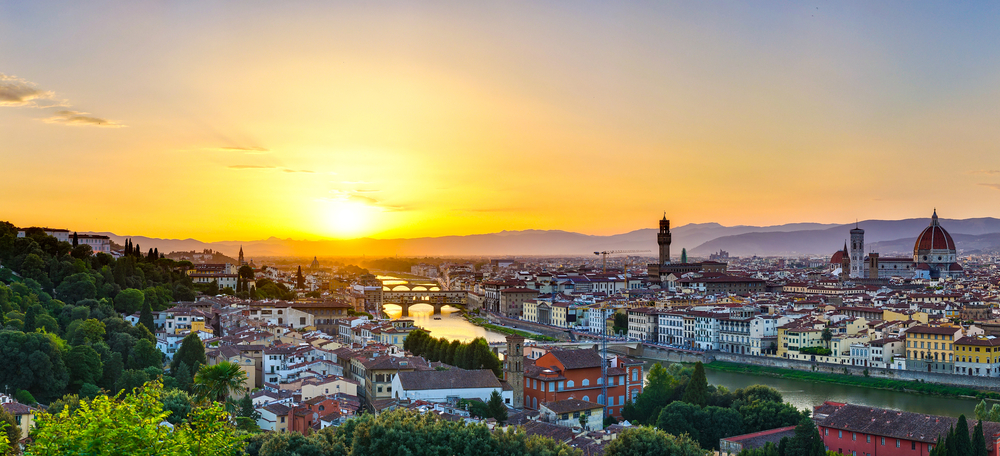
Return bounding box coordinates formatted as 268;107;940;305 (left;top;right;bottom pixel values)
593;249;649;273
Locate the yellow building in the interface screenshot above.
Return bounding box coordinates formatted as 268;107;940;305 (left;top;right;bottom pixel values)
954;336;1000;377
778;326;826;360
905;325;961;374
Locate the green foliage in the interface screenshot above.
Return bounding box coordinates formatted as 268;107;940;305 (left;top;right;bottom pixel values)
65;345;103;391
487;390;508;424
128;338;163;370
655;401;743;450
973;419;988;456
27;380;244;456
705;362;1000;400
47;394;86;416
192;362;249;404
622;362;684;425
613;313;628;336
682;362;708;407
799;347;833;356
604;426;707;456
139;300;154;332
171;333;207;374
404;329;501;376
0;406;18;452
784;418;825;456
738;400;808;434
0;330;69;402
161;388;194;424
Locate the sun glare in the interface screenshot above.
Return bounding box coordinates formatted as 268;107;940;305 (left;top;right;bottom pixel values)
323;201;374;238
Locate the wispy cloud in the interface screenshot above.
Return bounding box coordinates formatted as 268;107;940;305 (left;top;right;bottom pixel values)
42;110;124;127
3;73;122;127
0;74;57;107
206;146;270;154
980;183;1000;191
325;190;411;212
228;164;316;173
228;165;275;170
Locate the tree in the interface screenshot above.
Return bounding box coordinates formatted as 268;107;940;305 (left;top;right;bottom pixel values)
682;362;708;407
784;418;825;456
613;313;628;336
680;248;687;264
192;361;249;404
487;390;508;424
139;300;154;332
973;419;988;456
738;400;806;434
128;339;163;370
821;327;833;347
579;412;589;430
66;345;104;391
953;415;973;456
28;380;244;456
604;426;706;456
733;385;783;407
623;362;680;425
162;388;193;425
0;405;18;453
171;333;207;373
114;288;145;315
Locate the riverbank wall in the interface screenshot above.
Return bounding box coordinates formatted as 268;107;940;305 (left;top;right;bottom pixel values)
488;314;572;341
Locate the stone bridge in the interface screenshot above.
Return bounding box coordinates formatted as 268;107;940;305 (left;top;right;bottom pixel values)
382;290;469;316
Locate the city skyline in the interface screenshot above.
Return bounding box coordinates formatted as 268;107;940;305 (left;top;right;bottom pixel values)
5;2;1000;242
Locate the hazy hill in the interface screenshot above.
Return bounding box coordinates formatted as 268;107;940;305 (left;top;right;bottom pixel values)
84;217;1000;258
689;218;1000;257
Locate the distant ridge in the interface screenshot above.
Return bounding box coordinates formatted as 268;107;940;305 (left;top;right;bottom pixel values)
84;217;1000;258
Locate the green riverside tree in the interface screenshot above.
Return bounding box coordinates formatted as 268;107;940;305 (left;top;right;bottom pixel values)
681;362;708;407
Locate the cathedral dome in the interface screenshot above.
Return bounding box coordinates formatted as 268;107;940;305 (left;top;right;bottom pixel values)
913;210;956;253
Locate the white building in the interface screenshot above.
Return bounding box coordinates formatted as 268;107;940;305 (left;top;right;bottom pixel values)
391;369;512;405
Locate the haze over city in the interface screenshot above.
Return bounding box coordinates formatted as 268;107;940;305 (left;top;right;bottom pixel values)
5;2;1000;243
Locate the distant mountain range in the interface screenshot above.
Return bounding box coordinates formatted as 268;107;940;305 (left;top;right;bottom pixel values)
84;217;1000;259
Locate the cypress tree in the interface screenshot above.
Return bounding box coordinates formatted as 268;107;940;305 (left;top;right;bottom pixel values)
954;415;973;456
139;300;154;332
973;419;988;456
134;244;141;259
73;232;79;247
682;361;709;407
24;305;38;332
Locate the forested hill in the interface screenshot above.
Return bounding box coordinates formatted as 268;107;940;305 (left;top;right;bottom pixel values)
0;222;194;403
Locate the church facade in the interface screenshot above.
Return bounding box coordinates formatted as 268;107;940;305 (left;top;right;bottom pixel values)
831;210;963;280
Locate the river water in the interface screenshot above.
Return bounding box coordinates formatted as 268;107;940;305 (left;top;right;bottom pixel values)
641;360;988;418
377;275;985;417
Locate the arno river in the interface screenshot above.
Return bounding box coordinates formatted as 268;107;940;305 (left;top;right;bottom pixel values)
379;276;986;418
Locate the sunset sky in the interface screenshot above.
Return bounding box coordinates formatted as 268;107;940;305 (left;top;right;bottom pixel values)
4;2;1000;242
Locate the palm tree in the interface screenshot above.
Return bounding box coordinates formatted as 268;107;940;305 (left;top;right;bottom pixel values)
193;361;249;406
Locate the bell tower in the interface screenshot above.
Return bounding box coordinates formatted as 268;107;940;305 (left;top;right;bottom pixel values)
658;214;672;265
504;334;525;409
849;223;864;279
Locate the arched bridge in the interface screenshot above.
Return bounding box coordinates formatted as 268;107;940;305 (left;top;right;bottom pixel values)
382;290;469;316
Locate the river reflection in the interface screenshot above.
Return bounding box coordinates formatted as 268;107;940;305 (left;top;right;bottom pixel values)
642;360;990;418
383;306;508;343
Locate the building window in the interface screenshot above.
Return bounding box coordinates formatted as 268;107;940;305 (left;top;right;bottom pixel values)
838;431;842;438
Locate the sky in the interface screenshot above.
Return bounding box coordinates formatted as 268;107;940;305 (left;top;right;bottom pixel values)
3;2;1000;242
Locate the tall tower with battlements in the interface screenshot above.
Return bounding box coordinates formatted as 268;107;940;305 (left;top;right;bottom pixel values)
658;214;672;265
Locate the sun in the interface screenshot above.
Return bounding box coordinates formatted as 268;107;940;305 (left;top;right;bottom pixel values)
323;200;374;238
